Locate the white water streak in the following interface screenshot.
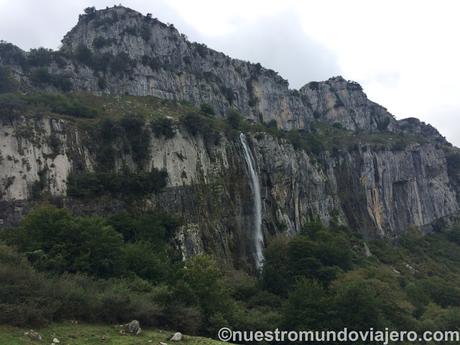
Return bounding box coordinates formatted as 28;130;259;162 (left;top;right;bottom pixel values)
240;133;264;268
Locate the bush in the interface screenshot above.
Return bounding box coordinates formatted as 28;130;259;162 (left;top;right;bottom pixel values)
283;279;329;330
446;151;460;184
75;45;93;66
140;24;152;41
108;212;179;244
0;94;26;121
0;243;166;326
181;112;220;145
174;255;234;333
226;109;243;130
110;52;134;75
30;68;72;92
93;116;152;168
120;116;151;162
6;206;125;277
200;103;215;116
92;36;114;49
27;48;54;67
0;244;60;326
30;68;52;85
23;93;97;118
0;66;18;93
221;86;235;104
141;55;161;71
84;6;96;17
262;223;353;293
123;242;170;282
377;116;391;131
151;117;175;139
67;169;168;198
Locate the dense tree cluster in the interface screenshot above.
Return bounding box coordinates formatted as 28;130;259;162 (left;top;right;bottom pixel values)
1;207;460;339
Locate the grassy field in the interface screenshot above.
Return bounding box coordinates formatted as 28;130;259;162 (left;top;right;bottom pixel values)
0;323;227;345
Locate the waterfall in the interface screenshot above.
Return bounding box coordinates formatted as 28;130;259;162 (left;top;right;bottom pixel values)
240;133;264;269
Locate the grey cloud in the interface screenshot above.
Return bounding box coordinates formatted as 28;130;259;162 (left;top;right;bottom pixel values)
424;106;460;147
199;10;341;89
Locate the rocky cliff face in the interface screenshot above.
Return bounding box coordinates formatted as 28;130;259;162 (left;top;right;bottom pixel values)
0;5;459;268
0;113;457;268
2;6;400;133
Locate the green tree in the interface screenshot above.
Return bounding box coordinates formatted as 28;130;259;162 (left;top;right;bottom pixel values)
283;279;330;330
226;109;243;130
123;242;168;282
7;206;124;278
261;237;290;295
0;66;17;93
174;255;233;332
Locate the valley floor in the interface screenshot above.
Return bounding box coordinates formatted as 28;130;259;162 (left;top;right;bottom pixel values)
0;323;226;345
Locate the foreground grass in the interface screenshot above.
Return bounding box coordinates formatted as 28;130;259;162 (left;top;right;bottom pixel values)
0;323;227;345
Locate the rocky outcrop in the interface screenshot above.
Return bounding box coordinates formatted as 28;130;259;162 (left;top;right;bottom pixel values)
1;6;397;133
328;144;458;237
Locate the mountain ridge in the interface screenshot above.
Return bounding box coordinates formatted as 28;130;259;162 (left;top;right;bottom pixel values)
0;5;448;142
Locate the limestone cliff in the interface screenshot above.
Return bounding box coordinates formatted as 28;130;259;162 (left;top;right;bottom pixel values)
1;6;399;132
0;112;457;268
0;5;459;268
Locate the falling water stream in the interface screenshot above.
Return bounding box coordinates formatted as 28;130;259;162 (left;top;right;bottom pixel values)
240;133;264;269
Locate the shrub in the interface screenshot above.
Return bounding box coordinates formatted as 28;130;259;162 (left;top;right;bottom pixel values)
221;86;235;104
92;36;114;49
195;44;208;58
226;109;243;130
6;206;125;277
108;212;179;244
0;244;60;326
30;68;72;92
90;52;112;72
140;24;151;41
0;94;26;121
84;6;96;15
110;52;134;75
181;112;220;145
141;55;161;71
23;93;96;118
0;243;167;326
67;169;168;198
30;68;52;84
446;151;460;182
175;255;234;330
200;103;215;116
377;116;391;131
182;112;203;136
261;237;290;295
97;76;106;89
263;223;353;292
0;66;18;93
27;48;54;67
123;242;169;282
283;279;329;330
151;117;175;139
75;44;93;66
120;116;151;162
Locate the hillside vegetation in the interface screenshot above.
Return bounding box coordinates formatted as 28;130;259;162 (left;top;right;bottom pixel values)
1;207;460;343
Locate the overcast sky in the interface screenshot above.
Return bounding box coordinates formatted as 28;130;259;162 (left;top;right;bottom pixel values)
0;0;459;145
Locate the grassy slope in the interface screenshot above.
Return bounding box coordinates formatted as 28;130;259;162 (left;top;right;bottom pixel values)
0;323;227;345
